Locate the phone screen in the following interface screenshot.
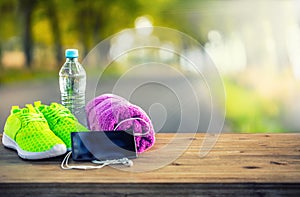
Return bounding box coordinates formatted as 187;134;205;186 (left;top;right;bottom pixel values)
71;131;137;161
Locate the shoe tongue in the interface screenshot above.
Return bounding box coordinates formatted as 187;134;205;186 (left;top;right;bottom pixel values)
50;102;60;109
21;108;29;113
11;106;21;114
25;104;39;114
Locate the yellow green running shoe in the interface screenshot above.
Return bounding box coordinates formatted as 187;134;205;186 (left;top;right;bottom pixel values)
34;101;88;150
2;104;67;160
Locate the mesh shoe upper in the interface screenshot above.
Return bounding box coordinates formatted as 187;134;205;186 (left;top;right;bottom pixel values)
3;105;66;153
35;101;88;149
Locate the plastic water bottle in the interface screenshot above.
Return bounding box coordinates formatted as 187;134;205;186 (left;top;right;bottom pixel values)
59;49;86;124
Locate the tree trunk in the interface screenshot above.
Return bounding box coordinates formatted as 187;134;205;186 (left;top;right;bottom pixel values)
0;42;2;69
23;4;32;68
46;0;63;66
79;10;89;58
20;0;36;68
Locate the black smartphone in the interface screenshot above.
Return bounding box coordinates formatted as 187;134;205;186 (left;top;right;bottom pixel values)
71;131;137;161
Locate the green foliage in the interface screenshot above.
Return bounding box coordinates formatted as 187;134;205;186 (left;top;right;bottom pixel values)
0;0;18;41
224;78;285;133
0;0;291;133
0;68;57;84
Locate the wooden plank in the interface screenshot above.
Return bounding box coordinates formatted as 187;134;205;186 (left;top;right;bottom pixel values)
0;133;299;184
1;183;300;197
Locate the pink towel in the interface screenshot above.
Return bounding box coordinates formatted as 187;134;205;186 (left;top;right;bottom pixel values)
86;94;155;153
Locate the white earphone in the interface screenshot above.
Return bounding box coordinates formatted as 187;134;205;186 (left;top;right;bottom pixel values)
113;117;151;136
61;152;133;170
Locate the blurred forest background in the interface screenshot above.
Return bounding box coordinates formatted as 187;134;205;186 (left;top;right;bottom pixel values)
1;0;300;133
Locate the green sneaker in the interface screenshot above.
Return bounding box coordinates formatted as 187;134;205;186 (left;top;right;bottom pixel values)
2;104;67;160
35;101;88;150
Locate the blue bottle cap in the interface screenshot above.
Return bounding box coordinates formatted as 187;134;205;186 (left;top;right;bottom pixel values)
65;49;78;58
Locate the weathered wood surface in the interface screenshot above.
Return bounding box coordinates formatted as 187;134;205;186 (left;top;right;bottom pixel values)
0;133;299;196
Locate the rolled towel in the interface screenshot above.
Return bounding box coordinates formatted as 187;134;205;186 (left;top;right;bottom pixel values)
86;94;155;153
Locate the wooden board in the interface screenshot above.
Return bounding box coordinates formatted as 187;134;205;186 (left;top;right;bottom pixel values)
0;133;299;196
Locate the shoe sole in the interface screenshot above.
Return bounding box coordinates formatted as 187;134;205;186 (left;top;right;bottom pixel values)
2;133;67;160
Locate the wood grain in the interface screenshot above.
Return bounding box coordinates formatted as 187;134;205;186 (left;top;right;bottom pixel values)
0;133;299;196
0;133;299;183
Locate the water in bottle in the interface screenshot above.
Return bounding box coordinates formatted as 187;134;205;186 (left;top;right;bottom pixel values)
59;49;86;124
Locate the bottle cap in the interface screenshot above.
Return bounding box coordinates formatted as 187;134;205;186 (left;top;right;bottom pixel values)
65;49;78;58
